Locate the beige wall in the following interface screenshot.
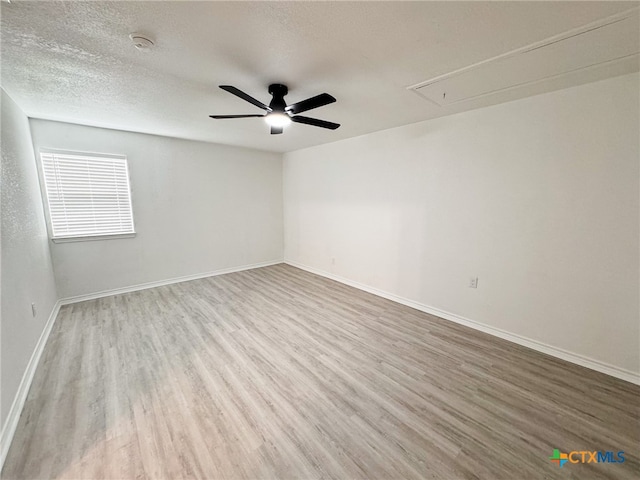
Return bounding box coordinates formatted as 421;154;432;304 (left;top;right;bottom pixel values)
284;73;640;376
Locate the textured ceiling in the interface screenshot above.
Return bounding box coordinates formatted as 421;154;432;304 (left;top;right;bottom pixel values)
1;1;637;153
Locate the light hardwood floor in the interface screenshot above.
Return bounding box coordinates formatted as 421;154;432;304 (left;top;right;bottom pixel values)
3;264;639;479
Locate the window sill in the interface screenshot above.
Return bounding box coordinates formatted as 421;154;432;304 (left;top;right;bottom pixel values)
51;233;136;243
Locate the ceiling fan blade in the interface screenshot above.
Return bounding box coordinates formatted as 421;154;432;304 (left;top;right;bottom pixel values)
286;93;336;115
291;115;340;130
209;114;265;119
219;85;271;112
270;126;283;135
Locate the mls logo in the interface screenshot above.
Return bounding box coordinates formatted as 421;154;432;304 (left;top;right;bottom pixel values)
550;449;569;467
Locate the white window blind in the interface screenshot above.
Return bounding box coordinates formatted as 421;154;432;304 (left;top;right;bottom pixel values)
40;150;135;239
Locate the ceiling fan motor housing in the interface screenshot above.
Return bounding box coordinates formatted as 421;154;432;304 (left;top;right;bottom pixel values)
268;84;289;111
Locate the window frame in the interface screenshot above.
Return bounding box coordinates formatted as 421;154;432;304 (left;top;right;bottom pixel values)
36;148;136;243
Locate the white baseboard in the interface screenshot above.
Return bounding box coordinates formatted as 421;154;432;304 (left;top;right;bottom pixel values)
0;300;62;470
60;259;284;305
285;260;640;386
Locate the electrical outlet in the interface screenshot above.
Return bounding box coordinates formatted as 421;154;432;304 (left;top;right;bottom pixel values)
469;277;478;289
331;257;336;265
31;303;37;317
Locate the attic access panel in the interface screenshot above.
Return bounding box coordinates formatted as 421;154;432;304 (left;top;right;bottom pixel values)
410;11;639;106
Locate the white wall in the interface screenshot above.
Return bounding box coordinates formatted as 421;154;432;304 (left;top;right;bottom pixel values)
29;120;283;298
1;91;59;427
284;73;640;376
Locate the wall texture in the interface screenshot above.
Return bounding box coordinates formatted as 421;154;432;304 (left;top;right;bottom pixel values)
284;73;640;376
29;120;283;298
1;90;59;427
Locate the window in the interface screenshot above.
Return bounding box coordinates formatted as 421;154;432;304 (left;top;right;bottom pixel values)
39;150;135;241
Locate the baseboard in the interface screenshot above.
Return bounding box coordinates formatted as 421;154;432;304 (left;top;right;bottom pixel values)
60;259;284;305
0;300;62;470
285;260;640;386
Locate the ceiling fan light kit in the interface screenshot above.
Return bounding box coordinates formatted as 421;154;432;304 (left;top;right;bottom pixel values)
265;113;292;128
210;83;340;135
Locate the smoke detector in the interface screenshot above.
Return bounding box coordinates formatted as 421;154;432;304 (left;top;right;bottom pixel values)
129;33;154;51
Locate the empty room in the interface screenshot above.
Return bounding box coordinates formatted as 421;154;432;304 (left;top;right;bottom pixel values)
1;1;639;479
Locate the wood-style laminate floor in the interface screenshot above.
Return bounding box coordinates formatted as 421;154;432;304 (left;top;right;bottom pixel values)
3;264;639;479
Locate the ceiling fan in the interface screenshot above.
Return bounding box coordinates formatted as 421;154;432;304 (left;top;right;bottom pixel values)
210;84;340;135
